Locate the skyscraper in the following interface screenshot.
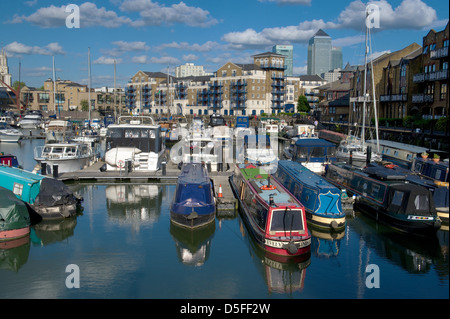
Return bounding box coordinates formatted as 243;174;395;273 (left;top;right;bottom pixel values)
0;49;12;89
307;29;342;76
272;45;293;76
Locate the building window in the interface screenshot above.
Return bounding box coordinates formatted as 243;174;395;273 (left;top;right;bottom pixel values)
441;83;447;101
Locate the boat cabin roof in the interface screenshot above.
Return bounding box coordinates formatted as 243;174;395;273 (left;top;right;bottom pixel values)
0;165;45;184
277;160;339;192
295;138;335;148
178;163;210;185
238;164;299;206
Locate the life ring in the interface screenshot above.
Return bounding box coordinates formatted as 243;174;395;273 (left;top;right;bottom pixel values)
261;184;277;190
117;160;125;168
384;164;397;169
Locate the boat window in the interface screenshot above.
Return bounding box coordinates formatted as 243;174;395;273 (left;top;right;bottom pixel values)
414;194;430;212
270;209;304;232
108;128;123;138
125;129;141;138
65;147;76;153
432;168;443;181
149;129;156;139
311;147;325;158
296;147;308;159
13;182;24;197
391;191;404;206
52;147;64;153
43;147;51;153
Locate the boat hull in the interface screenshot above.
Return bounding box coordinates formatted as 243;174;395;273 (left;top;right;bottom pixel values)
355;199;441;237
0;134;22;143
38;157;93;174
170;210;215;229
0;226;30;241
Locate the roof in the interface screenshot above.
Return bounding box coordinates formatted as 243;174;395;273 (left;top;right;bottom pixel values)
295;138;336;147
252;52;285;58
235;63;262;71
178;163;210;184
299;74;325;81
313;29;330;37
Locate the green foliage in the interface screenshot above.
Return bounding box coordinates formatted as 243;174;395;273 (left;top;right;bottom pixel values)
297;95;310;113
80;99;89;112
436;116;448;132
13;81;26;90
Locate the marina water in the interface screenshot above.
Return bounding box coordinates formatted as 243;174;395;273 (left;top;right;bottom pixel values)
0;138;448;299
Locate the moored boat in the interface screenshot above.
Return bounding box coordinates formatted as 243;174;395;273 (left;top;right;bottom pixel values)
0;187;30;241
323;162;441;237
273;160;348;231
0;166;82;220
34;142;98;174
230;163;311;257
45;120;75;143
170;163;216;229
104;116;165;172
0;122;23;143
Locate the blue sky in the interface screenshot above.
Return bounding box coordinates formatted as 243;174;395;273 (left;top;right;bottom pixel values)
1;0;448;89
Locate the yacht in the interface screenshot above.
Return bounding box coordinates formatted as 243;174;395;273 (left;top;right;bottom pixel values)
45;120;75;143
0;122;23;143
104;116;165;172
18;113;44;129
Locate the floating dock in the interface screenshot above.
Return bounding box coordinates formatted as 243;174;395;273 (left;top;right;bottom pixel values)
55;160;237;215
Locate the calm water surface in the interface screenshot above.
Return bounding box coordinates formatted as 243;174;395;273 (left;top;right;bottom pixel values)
0;138;448;299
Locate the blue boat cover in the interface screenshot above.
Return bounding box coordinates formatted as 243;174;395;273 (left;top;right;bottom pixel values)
295;138;335;148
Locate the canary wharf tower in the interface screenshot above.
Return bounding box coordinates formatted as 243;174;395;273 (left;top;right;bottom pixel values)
307;29;342;76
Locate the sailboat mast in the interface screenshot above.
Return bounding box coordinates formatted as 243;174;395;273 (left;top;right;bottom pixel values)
88;47;91;128
361;20;369;149
368;26;380;153
114;60;117;121
53;56;56;114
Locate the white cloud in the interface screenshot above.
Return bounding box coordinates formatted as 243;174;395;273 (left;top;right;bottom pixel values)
5;41;65;56
104;41;150;57
149;56;181;65
337;0;438;30
293;66;308;75
156;41;221;52
131;55;149;64
182;54;198;62
9;2;131;28
93;56;122;64
332;34;365;47
120;0;219;27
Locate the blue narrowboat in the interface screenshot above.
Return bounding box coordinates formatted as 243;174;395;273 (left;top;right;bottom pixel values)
0;166;82;220
170;163;216;229
273;160;347;231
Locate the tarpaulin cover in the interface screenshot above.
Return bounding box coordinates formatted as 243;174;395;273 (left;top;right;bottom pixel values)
34;178;78;207
0;186;30;231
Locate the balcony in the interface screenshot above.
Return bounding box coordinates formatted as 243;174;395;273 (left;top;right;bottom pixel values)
413;69;448;83
260;64;286;70
412;94;434;104
430;46;448;59
380;94;407;102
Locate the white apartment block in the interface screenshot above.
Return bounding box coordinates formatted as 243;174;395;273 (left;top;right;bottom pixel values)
175;63;210;78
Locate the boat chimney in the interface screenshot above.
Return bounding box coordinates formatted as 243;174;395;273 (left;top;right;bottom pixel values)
269;194;274;206
366;146;372;165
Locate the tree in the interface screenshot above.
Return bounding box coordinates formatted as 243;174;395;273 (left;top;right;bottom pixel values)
297;95;310;113
80;99;89;111
13;81;26;91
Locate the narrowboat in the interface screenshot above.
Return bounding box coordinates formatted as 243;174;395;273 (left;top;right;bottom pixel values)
365;139;445;169
0;187;30;241
365;161;448;225
284;138;337;174
273;160;348;231
0;154;20;167
230;163;311;257
104;116;165;172
323;162;441;237
0;166;82;220
170;163;216;229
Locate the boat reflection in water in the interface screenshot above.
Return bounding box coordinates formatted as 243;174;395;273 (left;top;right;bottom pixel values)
350;211;446;275
238;217;311;295
0;236;30;272
105;184;163;231
170;221;215;267
310;226;345;258
32;217;79;246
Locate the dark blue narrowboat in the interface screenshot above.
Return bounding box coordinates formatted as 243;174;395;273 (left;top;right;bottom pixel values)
324;162;441;237
170;163;216;229
274;160;347;231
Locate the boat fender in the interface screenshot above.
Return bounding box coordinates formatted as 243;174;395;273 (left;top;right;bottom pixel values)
285;241;298;254
261;185;277;190
99;164;107;172
330;220;338;230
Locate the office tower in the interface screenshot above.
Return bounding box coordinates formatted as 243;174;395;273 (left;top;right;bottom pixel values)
307;29;342;76
272;45;293;76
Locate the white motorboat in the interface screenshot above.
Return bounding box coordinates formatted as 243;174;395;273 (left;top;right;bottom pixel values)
34;142;98;174
104;116;165;171
18;113;44;129
336;136;382;164
45;120;75;143
0;122;23;143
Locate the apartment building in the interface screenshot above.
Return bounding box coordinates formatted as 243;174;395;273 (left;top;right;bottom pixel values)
411;22;449;120
20;79;125;114
126;51;308;116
